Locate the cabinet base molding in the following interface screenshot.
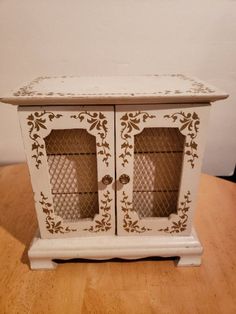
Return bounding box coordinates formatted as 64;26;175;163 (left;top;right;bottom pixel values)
28;228;203;269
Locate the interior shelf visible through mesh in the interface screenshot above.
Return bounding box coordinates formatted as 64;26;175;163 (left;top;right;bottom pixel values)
44;129;99;222
133;127;185;218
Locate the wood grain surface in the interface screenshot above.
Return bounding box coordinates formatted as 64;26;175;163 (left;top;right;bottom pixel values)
0;163;235;314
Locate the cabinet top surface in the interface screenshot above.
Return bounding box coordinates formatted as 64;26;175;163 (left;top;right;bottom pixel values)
0;75;228;106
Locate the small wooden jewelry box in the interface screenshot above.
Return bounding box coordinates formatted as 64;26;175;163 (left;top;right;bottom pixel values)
1;75;228;269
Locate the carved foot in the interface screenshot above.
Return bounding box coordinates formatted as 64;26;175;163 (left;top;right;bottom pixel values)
177;255;202;267
29;258;57;270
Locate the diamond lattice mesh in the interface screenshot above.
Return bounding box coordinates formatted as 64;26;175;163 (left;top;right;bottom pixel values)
45;129;99;221
133;128;185;218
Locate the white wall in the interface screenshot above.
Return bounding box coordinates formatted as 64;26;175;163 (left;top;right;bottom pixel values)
0;0;235;176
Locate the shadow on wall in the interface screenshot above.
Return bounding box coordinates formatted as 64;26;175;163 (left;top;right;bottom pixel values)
218;165;236;183
0;163;37;266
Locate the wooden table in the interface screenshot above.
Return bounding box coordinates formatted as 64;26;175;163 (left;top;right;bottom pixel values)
0;164;236;314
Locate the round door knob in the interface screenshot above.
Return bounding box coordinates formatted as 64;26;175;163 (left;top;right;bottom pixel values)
119;174;130;185
102;175;113;185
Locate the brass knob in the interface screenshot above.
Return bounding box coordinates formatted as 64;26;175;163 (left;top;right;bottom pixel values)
102;175;113;185
119;174;130;185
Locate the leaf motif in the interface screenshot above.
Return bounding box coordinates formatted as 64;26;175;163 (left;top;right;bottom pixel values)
103;142;110;148
119;111;155;166
130;122;140;131
83;191;112;233
71;111;110;167
190;141;198;150
192;112;199;120
121;191;152;233
33;133;40;139
42;208;49;214
121;113;129;121
32;142;38;150
55;221;62;228
89;121;98;131
40;192;76;234
158;191;191;234
165;111;200;168
179;122;190;132
99;112;105;119
28;111;62;169
27;114;34;121
48;114;54;121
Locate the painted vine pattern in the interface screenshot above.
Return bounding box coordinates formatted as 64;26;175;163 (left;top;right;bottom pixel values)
171;74;215;94
158;191;191;234
13;74;215;97
39;192;76;234
71;112;111;167
119;111;156;166
164;111;200;168
121;191;152;233
27;111;62;169
83;191;112;233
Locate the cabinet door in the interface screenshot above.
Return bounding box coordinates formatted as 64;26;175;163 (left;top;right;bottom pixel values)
116;104;210;236
19;106;115;238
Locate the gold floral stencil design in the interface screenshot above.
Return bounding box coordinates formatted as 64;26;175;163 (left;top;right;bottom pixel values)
119;111;156;167
121;191;152;233
27;111;62;169
171;74;215;94
71;112;111;167
83;190;112;233
39;192;77;234
158;191;191;234
164;111;200;168
13;75;215;97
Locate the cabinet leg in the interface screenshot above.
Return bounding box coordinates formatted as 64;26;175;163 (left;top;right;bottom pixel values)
29;258;57;270
177;255;202;267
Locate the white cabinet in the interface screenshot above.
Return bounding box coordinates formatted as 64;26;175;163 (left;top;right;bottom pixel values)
1;75;228;269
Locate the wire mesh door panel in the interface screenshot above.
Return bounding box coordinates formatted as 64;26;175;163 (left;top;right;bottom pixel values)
133;127;185;218
45;129;99;222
